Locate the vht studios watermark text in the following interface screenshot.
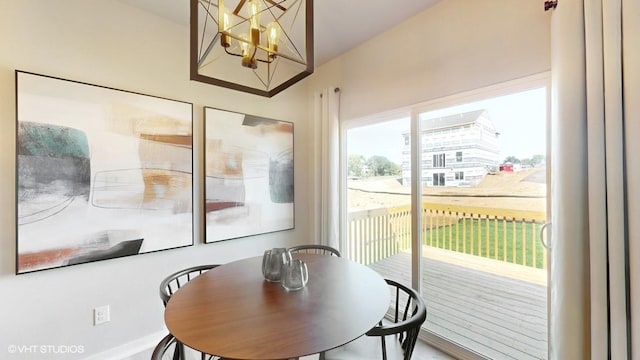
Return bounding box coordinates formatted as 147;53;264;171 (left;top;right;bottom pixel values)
7;344;84;355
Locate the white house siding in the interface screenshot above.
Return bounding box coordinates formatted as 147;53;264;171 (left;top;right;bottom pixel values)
402;110;500;187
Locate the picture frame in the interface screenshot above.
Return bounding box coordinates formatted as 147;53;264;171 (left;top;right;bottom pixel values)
16;71;194;274
204;107;294;243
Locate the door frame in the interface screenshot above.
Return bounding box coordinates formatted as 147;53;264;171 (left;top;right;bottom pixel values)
339;72;552;360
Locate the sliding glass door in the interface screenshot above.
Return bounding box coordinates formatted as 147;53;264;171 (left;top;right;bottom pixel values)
342;76;550;360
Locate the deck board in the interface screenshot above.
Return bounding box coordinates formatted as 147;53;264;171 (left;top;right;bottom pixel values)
367;250;547;360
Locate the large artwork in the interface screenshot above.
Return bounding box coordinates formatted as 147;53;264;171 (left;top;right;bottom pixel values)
16;71;194;274
204;107;294;242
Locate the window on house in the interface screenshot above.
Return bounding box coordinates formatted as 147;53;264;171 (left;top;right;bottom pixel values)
456;151;463;162
432;153;445;168
455;171;464;180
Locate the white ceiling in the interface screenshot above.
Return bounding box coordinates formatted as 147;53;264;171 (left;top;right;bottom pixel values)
119;0;442;66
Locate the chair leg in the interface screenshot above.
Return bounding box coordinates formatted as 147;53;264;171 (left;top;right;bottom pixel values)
174;342;184;360
319;351;326;360
381;336;387;360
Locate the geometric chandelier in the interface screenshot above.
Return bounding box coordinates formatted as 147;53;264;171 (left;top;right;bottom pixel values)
190;0;314;97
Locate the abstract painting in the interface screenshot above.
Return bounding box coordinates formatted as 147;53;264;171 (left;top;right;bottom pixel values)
16;71;193;274
204;107;294;242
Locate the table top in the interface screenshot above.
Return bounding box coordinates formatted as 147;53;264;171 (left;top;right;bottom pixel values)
164;253;390;360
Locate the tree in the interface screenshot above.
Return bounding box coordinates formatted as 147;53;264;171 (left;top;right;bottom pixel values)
348;155;365;177
530;154;545;165
366;155;401;176
503;156;521;164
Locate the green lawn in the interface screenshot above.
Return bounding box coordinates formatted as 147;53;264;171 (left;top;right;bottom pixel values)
422;218;546;269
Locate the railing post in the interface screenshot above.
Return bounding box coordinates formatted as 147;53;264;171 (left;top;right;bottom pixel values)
463;213;467;254
511;219;517;265
532;221;538;268
455;212;460;252
447;211;452;251
493;215;498;260
470;214;475;256
502;218;507;261
521;218;527;266
484;215;489;258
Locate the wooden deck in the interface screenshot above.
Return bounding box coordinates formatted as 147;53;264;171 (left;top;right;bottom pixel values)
367;248;547;360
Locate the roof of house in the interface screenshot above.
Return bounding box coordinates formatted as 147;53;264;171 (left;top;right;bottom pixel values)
421;109;489;131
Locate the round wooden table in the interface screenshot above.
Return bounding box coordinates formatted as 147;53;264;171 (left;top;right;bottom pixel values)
164;253;390;359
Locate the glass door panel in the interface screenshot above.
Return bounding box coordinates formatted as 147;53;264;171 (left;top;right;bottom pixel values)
417;88;549;360
345;118;412;290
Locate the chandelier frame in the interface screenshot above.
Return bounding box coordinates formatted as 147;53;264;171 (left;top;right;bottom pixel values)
189;0;314;97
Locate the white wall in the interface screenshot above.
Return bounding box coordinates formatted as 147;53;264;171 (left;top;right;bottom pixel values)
0;1;310;359
307;0;551;122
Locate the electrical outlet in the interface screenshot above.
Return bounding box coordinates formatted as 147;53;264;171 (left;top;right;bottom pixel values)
94;305;110;326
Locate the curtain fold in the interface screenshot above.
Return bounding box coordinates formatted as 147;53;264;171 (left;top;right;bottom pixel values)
624;0;640;356
584;2;608;358
550;1;591;357
313;88;341;251
551;0;634;358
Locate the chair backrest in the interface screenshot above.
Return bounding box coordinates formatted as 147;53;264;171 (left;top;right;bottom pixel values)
287;245;341;257
366;279;427;360
159;264;220;307
151;333;178;360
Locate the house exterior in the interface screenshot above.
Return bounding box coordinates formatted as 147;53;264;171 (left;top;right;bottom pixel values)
402;109;500;187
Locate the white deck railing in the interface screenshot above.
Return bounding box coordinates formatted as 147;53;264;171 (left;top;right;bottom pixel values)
347;203;547;268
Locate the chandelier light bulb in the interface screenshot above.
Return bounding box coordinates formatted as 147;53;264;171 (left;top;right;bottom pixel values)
240;34;257;69
267;22;280;56
248;0;261;45
219;3;232;48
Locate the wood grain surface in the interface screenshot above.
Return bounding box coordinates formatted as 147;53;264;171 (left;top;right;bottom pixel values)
164;253;389;359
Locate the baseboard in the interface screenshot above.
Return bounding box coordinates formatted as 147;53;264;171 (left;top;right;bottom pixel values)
82;329;166;360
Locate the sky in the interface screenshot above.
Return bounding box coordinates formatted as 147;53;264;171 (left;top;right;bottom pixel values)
347;87;547;164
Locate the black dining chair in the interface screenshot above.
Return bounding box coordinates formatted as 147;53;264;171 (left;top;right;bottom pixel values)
159;265;222;360
159;265;220;307
287;244;341;257
151;334;179;360
151;333;222;360
287;245;340;360
323;279;427;360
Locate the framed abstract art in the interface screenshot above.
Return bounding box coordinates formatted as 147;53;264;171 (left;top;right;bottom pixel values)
204;107;294;242
16;71;194;274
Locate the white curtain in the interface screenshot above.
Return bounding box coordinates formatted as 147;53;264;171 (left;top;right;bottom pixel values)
551;0;638;358
625;1;640;358
313;87;341;251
